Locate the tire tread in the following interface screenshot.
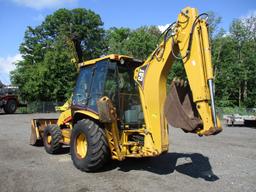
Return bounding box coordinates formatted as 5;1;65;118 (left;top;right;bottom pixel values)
43;124;62;154
71;119;109;172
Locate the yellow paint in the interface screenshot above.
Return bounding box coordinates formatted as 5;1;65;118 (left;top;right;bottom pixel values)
105;123;125;160
47;135;52;144
133;7;222;154
78;54;138;68
61;129;71;144
33;120;40;140
55;97;72;112
57;109;72;126
74;110;100;120
33;7;222;162
76;133;88;158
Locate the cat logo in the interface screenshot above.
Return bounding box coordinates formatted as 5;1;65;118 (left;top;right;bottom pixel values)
138;69;145;82
136;65;148;87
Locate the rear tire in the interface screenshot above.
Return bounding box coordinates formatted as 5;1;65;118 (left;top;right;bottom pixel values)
70;119;110;172
43;124;62;154
4;99;17;114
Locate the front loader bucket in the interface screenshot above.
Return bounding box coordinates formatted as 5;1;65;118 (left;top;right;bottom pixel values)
164;80;202;132
30;120;42;146
30;119;58;146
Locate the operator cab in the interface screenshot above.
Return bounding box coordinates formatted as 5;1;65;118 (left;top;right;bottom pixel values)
72;54;144;128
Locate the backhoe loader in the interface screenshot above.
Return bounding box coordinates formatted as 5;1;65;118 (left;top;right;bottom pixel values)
30;7;222;172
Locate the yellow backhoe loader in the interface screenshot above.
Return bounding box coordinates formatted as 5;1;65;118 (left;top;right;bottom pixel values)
30;7;222;172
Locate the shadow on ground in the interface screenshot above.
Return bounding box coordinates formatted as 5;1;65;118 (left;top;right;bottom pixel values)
31;143;218;181
104;152;219;181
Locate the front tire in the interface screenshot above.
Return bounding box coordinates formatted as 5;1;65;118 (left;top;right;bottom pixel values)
71;119;109;172
43;124;62;154
4;99;17;114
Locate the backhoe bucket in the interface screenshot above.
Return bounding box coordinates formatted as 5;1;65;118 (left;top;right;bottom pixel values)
164;80;202;132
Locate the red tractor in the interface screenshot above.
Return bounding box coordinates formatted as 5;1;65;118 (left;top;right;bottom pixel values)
0;81;19;114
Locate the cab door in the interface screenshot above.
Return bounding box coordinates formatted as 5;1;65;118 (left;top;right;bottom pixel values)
72;66;94;108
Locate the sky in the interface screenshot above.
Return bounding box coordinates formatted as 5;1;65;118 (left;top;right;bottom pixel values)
0;0;255;84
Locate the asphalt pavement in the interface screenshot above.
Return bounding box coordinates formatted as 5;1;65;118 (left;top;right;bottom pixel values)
0;113;255;192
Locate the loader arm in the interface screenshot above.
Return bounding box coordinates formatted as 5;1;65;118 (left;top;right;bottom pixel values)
134;7;222;153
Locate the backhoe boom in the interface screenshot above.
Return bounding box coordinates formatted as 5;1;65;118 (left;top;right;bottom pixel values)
134;7;222;154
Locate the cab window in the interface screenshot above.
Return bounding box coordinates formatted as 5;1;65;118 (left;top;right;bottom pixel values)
72;66;93;107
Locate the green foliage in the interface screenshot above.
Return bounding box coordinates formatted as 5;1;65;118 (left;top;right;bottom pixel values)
167;60;186;84
106;26;161;60
206;11;222;39
11;8;256;109
11;8;105;102
106;27;131;55
124;26;161;60
218;107;255;116
213;14;256;108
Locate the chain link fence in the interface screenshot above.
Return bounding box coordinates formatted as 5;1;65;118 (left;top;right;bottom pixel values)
217;107;256;119
17;101;65;113
17;101;256;119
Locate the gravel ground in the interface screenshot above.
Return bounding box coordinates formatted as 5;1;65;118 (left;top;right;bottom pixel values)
0;113;256;192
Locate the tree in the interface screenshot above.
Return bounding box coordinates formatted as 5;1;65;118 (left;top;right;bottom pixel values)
229;15;256;107
106;26;161;60
213;14;256;108
11;8;106;102
42;8;106;62
124;26;161;60
11;8;256;109
214;36;239;107
207;11;222;40
106;27;131;55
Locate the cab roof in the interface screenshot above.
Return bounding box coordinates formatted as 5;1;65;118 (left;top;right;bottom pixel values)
78;54;143;68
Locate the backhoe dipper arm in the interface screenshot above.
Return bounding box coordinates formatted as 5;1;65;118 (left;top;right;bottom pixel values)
134;7;222;154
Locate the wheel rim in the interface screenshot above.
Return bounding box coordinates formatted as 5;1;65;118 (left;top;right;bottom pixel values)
76;133;87;159
47;134;52;145
10;103;16;112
